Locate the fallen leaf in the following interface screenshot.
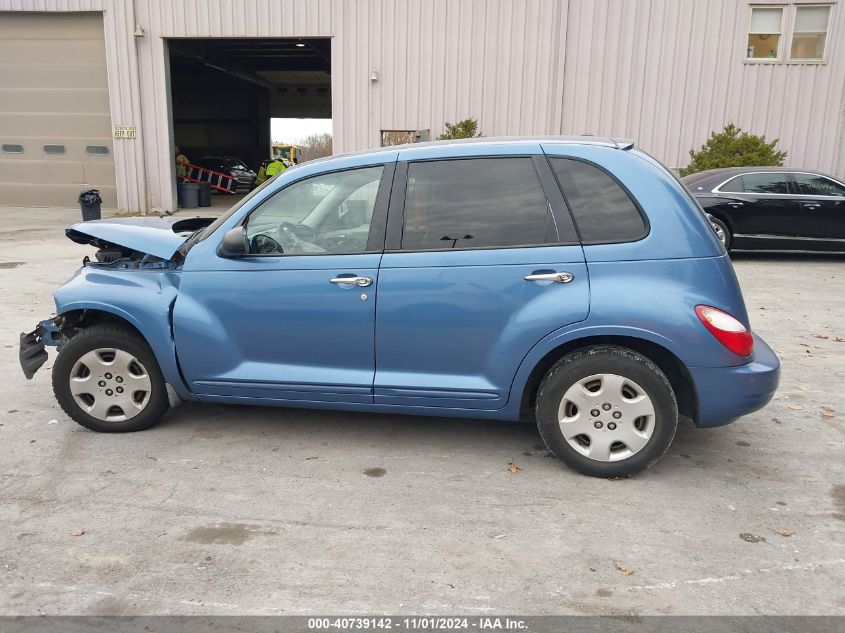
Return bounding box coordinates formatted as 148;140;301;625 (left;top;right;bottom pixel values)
787;404;803;410
774;528;795;537
44;363;53;369
833;337;844;343
739;532;766;543
70;528;85;537
812;334;829;340
822;406;835;412
507;462;521;474
799;343;810;347
615;563;635;576
821;411;836;419
47;419;58;425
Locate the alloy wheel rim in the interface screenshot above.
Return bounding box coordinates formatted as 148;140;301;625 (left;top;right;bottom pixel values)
69;348;152;421
558;373;656;462
713;223;727;245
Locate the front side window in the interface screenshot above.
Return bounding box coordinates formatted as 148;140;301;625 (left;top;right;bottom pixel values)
244;165;383;255
790;5;831;60
747;6;784;60
720;173;789;194
793;173;845;197
550;158;646;244
401;158;554;251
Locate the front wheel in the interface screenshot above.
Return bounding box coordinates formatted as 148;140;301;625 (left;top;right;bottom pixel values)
52;325;170;433
535;346;678;478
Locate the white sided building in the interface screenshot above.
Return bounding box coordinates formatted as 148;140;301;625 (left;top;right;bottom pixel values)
0;0;843;213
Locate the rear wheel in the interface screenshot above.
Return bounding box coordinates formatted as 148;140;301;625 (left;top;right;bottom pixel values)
535;346;678;477
711;217;731;251
52;325;169;432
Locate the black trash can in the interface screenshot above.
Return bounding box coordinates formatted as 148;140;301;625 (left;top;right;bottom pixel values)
198;182;212;207
78;189;102;222
177;182;199;209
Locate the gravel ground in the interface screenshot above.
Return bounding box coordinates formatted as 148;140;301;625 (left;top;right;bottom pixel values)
0;208;843;615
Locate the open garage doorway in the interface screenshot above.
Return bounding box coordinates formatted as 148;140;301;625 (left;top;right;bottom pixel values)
167;38;331;209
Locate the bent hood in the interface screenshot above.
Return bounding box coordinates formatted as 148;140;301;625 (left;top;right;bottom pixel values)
65;216;215;261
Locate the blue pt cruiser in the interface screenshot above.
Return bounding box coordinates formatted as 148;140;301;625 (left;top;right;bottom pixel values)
20;137;780;477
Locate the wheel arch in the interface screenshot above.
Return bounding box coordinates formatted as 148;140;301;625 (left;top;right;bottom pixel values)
60;307;145;340
519;335;698;424
56;301;192;400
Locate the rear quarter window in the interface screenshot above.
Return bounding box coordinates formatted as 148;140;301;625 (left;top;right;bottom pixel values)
550;158;647;243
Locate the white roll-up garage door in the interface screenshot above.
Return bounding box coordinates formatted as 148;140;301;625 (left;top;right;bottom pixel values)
0;13;116;208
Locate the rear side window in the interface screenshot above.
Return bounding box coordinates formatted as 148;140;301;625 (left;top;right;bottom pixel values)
720;173;788;194
550;158;646;243
401;158;555;250
793;173;845;197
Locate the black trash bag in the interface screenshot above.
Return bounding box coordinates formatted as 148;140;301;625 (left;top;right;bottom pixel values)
78;189;102;206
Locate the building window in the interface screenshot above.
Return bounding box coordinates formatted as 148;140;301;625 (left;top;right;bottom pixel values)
381;130;430;147
747;6;784;60
43;144;65;154
790;5;831;60
86;145;109;156
2;143;23;153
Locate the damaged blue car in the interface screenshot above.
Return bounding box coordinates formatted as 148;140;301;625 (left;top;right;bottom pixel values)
20;137;780;477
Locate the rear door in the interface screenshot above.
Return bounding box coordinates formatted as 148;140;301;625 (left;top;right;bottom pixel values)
374;150;589;411
791;172;845;242
715;172;799;240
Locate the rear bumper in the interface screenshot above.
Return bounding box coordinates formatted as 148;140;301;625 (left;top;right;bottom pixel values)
689;333;780;428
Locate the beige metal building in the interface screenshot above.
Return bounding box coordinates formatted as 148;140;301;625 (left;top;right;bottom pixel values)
1;0;843;213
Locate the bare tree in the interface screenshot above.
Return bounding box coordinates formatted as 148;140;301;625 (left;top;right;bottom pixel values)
299;132;333;162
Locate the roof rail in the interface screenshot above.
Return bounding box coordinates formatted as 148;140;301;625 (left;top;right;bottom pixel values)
612;139;635;150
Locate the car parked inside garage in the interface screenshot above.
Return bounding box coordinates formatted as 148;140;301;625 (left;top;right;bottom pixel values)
194;156;257;193
683;167;845;252
19;137;780;478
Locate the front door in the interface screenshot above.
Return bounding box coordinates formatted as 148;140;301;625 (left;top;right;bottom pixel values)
374;155;589;411
173;164;391;402
791;172;845;243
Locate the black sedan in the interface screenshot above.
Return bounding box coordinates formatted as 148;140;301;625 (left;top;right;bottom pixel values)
682;167;845;252
194;156;257;193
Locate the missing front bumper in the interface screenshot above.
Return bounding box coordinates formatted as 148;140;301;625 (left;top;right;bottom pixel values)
19;319;66;379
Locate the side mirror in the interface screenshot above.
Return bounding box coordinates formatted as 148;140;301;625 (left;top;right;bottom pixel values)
216;226;248;258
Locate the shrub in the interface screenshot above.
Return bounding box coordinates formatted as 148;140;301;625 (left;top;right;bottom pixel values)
680;123;787;176
438;118;482;140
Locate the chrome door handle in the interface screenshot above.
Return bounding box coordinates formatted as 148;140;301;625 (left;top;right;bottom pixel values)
524;272;574;284
329;276;372;287
803;203;821;210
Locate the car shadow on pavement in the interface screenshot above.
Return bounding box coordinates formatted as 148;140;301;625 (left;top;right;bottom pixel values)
153;402;739;477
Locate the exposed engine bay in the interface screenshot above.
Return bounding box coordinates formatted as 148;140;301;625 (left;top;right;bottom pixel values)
66;217;215;269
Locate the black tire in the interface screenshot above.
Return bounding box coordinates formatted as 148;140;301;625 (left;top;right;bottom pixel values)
711;217;732;251
52;324;169;433
535;345;678;478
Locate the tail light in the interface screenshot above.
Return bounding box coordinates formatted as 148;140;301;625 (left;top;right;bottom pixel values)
695;305;754;357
